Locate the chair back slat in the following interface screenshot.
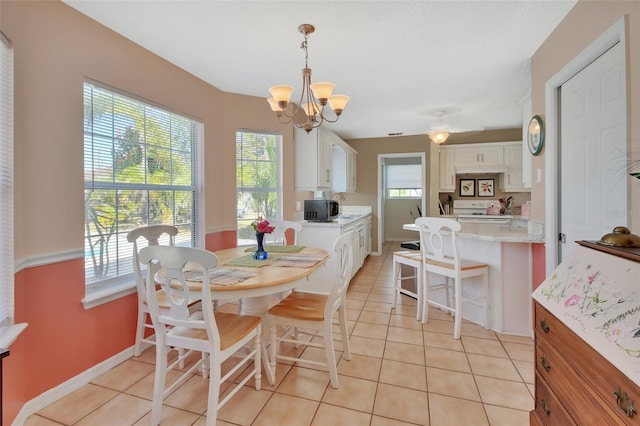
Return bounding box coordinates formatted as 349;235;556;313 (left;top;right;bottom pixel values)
139;245;221;347
265;220;303;246
326;231;354;317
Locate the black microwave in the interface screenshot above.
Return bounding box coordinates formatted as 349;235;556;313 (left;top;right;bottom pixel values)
304;199;339;222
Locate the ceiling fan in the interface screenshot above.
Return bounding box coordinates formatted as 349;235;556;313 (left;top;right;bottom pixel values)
427;109;484;144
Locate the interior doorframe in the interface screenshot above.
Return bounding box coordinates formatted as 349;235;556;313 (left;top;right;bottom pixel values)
376;152;426;255
544;17;627;273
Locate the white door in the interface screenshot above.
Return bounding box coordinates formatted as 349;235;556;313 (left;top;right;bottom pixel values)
559;41;627;261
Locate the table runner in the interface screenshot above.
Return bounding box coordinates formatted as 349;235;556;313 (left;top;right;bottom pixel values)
243;245;305;253
183;267;259;285
270;254;326;268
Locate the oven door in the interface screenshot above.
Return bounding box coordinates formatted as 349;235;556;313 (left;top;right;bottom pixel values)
457;216;510;225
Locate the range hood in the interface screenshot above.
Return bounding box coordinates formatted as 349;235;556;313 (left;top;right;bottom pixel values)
455;164;508;174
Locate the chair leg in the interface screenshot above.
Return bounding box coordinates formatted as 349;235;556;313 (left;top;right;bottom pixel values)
254;329;262;391
415;265;422;321
482;270;490;330
392;260;399;311
206;356;220;426
421;269;430;324
324;320;339;388
453;278;462;340
134;309;146;357
151;340;168;426
269;322;277;373
338;306;351;360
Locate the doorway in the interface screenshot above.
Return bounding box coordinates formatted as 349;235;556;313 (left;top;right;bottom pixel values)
545;18;627;271
376;153;426;255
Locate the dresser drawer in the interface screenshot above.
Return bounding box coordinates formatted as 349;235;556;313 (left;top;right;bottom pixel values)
533;372;576;426
535;303;640;424
536;335;620;424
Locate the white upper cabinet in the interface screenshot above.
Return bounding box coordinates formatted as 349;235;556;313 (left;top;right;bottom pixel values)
295;126;357;192
294;127;333;191
499;142;531;192
455;145;504;169
439;147;455;192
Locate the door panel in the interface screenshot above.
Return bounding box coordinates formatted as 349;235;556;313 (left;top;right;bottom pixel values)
560;42;627;261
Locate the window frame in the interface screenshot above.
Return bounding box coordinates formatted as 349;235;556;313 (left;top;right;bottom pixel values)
82;80;204;308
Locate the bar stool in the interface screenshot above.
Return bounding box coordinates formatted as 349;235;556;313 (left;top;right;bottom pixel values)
416;217;489;339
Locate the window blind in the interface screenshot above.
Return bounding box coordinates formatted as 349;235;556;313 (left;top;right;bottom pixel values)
386;164;422;189
235;130;282;244
0;33;14;326
83;81;203;287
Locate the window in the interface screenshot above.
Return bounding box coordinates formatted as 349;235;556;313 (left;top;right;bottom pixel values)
0;32;16;341
386;164;423;198
83;81;202;291
236;130;282;245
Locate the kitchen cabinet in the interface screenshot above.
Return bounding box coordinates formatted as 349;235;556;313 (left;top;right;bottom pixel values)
454;144;504;169
294;127;333;191
438;147;455;192
531;243;640;425
331;142;357;193
499;142;531;192
296;214;371;293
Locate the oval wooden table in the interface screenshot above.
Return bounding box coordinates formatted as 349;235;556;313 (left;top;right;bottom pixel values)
167;245;330;385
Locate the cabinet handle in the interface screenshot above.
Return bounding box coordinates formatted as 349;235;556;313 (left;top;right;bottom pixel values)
540;355;551;372
540;399;551;415
481;153;484;162
614;389;637;417
539;319;550;333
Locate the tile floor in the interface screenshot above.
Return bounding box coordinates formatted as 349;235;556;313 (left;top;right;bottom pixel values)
25;242;534;426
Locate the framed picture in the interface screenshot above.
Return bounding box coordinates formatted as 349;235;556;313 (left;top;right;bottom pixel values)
459;179;475;197
478;179;495;197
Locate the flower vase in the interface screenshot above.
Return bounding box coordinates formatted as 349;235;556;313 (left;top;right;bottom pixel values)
253;232;268;260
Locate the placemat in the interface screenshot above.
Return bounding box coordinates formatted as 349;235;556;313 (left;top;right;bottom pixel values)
182;268;259;285
270;255;326;268
244;245;305;253
223;254;274;268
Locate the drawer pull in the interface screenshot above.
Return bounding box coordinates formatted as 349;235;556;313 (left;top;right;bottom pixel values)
540;355;551;372
541;399;551;415
614;390;637;418
539;319;550;333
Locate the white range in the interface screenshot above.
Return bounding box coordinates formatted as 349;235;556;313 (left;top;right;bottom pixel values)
453;199;511;224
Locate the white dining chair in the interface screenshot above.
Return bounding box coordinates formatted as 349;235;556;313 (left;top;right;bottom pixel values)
265;219;303;245
140;245;262;426
416;217;489;339
268;231;353;388
127;225;200;358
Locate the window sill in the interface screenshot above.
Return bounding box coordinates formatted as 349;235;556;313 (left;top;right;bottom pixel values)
82;280;136;310
0;323;28;348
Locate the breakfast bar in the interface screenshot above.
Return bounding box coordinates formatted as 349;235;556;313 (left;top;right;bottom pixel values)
404;220;544;336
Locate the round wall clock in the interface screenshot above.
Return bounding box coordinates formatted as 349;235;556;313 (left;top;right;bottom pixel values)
527;115;545;156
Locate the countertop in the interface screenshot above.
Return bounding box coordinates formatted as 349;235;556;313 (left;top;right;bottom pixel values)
403;222;544;243
299;205;372;228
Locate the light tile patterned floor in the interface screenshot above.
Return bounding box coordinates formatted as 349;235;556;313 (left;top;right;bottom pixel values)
25;242;534;425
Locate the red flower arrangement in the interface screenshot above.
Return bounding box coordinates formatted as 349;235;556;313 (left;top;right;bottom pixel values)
252;217;275;234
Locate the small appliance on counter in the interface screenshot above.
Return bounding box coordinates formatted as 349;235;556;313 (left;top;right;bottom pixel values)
304;199;339;222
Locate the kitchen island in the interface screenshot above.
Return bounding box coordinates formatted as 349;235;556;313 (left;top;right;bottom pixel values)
404;221;544;336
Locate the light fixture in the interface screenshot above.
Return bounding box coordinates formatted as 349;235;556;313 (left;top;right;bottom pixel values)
429;131;450;144
267;24;349;133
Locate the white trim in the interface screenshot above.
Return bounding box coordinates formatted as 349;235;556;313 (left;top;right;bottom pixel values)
12;346;137;426
0;323;28;348
544;17;626;274
14;249;84;273
82;281;136;310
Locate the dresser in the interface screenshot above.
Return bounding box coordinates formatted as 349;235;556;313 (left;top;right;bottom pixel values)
531;241;640;425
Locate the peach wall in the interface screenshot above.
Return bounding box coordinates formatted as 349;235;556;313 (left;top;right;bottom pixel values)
530;0;640;230
1;1;295;424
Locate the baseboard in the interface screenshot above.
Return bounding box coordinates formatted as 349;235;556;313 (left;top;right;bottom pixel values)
12;344;148;425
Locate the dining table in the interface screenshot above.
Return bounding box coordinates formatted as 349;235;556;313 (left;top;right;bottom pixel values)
166;244;330;385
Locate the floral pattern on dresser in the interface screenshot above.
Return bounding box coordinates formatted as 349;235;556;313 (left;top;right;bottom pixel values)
533;246;640;386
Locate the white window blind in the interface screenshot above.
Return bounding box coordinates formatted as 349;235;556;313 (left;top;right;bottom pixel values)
236;130;282;245
83;81;203;288
0;32;14;328
386;164;422;189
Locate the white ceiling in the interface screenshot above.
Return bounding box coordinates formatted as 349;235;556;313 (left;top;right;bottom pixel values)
63;0;577;140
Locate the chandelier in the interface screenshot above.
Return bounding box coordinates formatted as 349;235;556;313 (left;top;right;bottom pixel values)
429;131;450;144
267;24;349;133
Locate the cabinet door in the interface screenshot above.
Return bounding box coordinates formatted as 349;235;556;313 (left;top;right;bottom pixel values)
500;143;531;192
318;129;333;188
346;149;357;192
477;146;504;165
439;148;455;192
455;146;504;166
